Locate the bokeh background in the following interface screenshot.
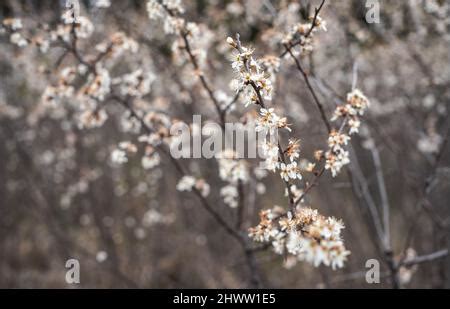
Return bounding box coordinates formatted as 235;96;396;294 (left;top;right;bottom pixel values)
0;0;449;288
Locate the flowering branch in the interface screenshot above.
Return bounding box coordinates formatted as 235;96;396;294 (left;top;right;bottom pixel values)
154;0;227;127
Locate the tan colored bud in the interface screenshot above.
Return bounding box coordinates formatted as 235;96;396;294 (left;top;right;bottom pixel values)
226;36;236;47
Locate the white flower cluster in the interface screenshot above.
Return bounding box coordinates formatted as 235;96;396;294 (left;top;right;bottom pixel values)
1;17;22;31
113;69;156;98
279;161;302;182
138;132;163;170
60;171;100;209
94;0;111;8
226;35;349;269
220;185;239;208
75;17;94;39
325;89;370;177
111;148;128;164
110;141;138;164
227;37;302;184
0;100;23;119
147;0;185;35
255;108;291;134
260;140;279;171
141;147;160;170
282;15;327;54
78;108;108;129
1;17;51;52
60;8;94;39
80;67;111;101
105;32;139;58
260;137;302;180
227;37;274;106
176;175;210;197
143;209;175;227
216;150;248;208
171;22;214;70
41;66;77;106
110;128;163;170
1;18;28;47
217;150;249;184
248;206;350;269
417;132;442;154
331;89;370;133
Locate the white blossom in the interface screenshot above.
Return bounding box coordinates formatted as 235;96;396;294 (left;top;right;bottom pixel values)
249;206;350;269
176;175;196;192
10;32;27;47
220;185;239;208
141;153;160;169
111;149;128;164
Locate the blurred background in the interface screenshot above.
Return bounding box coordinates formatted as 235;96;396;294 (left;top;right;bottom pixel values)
0;0;449;288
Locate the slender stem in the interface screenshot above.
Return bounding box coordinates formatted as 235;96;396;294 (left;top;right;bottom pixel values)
284;44;331;133
370;143;391;251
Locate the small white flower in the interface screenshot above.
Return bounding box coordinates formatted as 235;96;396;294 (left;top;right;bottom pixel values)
176;176;196;192
417;133;442;154
96;251;108;263
279;162;301;182
141;153;160;169
348;118;361;135
10;32;28;47
220;185;239;208
111;149;127;164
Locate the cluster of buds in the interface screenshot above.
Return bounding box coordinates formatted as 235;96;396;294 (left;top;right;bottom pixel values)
249;206;350;269
325;89;370;177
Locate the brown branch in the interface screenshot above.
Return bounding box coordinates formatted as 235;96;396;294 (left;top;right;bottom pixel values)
233;34;295;211
400;249;449;268
160;2;226;127
284;44;331;133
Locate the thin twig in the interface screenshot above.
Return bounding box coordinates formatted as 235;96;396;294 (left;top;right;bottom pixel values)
400;249;449;268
